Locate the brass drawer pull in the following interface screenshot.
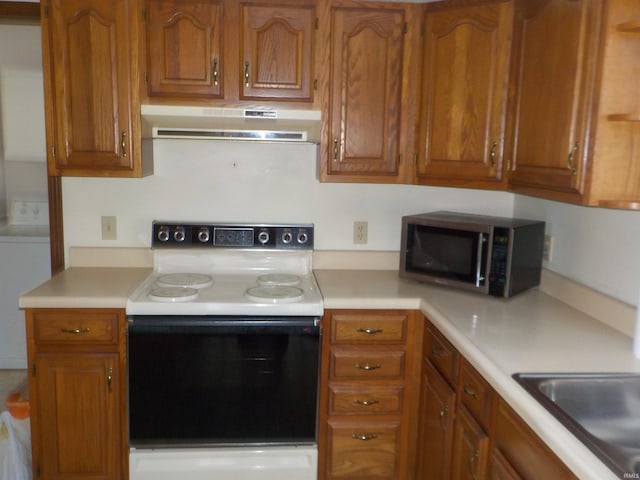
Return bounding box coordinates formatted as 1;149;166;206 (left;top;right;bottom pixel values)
356;328;383;335
212;59;219;86
61;327;90;335
355;363;381;371
431;345;446;358
352;432;377;441
463;383;479;399
567;141;579;176
353;399;379;407
244;62;250;87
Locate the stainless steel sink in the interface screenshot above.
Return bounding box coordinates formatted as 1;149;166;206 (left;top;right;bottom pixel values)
513;373;640;477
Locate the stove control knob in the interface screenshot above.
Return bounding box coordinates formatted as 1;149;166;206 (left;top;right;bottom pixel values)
157;226;170;243
197;227;210;243
257;229;270;245
297;230;309;245
282;229;293;244
174;226;186;243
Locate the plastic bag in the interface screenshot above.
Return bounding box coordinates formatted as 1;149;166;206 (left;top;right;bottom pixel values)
0;410;32;480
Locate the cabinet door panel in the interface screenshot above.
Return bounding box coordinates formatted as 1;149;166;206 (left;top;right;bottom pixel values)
328;7;404;175
417;2;512;185
241;4;314;100
48;0;133;172
146;0;223;98
509;0;599;194
416;361;456;480
451;407;489;480
35;353;120;480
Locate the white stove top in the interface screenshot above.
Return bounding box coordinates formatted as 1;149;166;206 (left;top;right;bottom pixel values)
126;249;324;316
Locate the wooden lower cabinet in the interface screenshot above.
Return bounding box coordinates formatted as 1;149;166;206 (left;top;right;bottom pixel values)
318;309;423;480
493;398;577;480
26;308;128;480
415;316;577;480
450;407;489;480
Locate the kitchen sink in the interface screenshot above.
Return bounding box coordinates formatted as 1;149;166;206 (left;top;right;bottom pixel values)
513;373;640;478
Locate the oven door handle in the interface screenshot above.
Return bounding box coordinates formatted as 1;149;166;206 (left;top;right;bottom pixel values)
475;233;486;288
128;315;321;332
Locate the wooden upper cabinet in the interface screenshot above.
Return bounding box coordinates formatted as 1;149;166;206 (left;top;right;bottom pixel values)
508;0;600;197
43;0;146;176
143;0;316;103
145;0;224;98
321;3;410;181
416;1;513;189
241;3;315;101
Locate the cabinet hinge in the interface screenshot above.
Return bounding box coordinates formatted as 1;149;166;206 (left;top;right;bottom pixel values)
315;18;319;29
142;7;146;21
50;146;56;159
404;22;408;34
43;4;48;18
314;79;318;90
144;72;148;85
414;154;418;166
31;363;36;376
36;464;41;477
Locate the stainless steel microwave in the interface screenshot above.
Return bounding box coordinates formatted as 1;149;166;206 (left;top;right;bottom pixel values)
400;211;545;298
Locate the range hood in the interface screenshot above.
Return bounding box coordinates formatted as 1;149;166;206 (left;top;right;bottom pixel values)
141;104;321;143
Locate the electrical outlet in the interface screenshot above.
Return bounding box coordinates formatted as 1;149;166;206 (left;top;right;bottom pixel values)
353;221;368;245
101;216;117;241
543;234;553;262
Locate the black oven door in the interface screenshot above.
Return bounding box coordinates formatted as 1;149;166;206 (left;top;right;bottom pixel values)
127;316;321;448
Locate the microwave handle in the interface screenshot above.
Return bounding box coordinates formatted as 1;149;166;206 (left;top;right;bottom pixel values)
476;233;486;287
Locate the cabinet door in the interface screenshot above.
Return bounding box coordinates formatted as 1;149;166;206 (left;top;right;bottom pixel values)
145;0;224;98
417;2;513;187
326;7;405;176
45;0;136;174
450;407;489;480
33;353;121;480
241;3;315;101
508;0;600;196
415;361;456;480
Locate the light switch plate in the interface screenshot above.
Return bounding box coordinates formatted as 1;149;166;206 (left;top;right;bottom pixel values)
9;200;48;226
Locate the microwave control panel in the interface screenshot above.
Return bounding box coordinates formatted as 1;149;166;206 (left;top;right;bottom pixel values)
488;227;509;296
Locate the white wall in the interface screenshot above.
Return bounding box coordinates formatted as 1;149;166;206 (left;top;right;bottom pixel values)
62;139;514;251
514;195;640;306
61;139;640;307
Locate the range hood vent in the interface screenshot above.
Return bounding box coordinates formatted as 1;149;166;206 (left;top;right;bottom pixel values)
141;105;321;143
153;127;308;142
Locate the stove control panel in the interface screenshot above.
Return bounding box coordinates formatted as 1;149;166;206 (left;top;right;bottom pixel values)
152;222;314;249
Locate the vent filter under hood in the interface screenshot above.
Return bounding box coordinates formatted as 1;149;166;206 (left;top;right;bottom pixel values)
141;104;321;143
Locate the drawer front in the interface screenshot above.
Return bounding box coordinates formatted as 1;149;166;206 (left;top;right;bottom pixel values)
425;323;459;385
331;350;405;379
458;359;493;431
332;312;407;344
32;310;120;345
327;420;400;479
329;384;403;415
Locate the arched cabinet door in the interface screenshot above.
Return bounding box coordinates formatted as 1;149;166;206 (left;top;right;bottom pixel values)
44;0;144;176
145;0;224;98
241;3;315;101
416;2;513;189
326;6;406;177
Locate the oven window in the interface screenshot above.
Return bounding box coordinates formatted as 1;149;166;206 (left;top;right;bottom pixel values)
406;225;481;282
128;320;320;447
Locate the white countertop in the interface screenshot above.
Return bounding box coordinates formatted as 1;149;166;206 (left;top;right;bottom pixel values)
315;269;640;480
19;265;639;479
